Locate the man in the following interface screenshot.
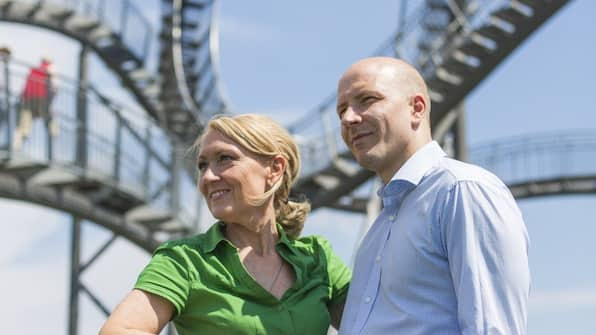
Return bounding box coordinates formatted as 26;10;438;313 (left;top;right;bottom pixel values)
14;57;58;149
336;57;530;334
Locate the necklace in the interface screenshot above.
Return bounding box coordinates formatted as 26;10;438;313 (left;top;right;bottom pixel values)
268;260;284;292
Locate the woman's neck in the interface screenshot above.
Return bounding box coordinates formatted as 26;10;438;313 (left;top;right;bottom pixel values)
224;212;279;256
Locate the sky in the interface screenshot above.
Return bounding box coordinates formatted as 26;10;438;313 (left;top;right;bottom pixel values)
1;0;595;334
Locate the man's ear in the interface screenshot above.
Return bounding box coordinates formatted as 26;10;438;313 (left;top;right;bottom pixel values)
267;155;286;186
411;94;427;126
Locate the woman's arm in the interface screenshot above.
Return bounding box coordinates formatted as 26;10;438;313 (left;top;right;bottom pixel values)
99;289;175;335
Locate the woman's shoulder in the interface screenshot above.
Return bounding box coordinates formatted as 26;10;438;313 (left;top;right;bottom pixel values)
290;234;334;255
154;234;203;254
154;222;226;255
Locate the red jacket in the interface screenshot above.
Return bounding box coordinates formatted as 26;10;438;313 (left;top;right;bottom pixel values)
22;61;52;99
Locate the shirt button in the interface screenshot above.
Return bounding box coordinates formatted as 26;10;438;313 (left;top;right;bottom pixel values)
364;296;372;304
375;255;381;263
389;215;395;221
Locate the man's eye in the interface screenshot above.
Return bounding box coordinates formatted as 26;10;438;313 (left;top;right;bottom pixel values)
361;96;376;104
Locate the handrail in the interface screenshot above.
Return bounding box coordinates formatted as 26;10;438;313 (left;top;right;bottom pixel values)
44;0;155;63
470;130;596;186
0;55;198;222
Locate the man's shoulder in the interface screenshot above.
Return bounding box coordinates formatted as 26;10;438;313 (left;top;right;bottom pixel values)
431;156;506;189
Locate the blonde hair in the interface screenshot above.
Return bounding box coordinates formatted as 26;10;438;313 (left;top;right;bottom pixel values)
194;114;310;238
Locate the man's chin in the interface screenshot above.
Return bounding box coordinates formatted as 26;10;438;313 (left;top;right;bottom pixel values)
353;151;377;170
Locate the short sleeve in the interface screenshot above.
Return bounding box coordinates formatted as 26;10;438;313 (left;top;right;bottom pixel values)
135;244;191;316
316;236;352;306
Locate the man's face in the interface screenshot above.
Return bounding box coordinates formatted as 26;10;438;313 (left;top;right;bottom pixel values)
336;63;413;181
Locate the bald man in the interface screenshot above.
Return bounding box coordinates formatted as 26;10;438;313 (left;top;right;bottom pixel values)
336;57;530;335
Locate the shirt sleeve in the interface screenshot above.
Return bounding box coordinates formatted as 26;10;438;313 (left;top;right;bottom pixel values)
441;180;530;335
135;243;191;317
316;236;352;306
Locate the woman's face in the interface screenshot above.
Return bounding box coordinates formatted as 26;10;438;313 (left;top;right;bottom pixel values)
197;129;271;223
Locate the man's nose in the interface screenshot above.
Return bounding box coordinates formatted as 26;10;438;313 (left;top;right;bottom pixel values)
341;106;361;125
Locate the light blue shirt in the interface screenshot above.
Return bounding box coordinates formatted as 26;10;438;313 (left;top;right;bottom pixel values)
339;141;530;335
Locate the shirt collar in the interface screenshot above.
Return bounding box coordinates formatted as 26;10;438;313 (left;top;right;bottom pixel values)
378;141;446;198
200;221;228;253
199;221;296;254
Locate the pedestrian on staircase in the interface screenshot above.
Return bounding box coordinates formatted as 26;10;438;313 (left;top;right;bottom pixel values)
13;57;58;149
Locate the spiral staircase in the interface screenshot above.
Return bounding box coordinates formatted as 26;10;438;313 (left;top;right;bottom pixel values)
0;0;575;334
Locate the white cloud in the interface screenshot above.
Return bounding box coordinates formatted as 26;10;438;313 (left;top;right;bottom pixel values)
530;288;596;314
0;200;65;266
0;256;68;334
219;16;278;43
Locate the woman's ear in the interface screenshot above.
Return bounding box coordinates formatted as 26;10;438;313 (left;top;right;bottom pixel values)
268;155;286;186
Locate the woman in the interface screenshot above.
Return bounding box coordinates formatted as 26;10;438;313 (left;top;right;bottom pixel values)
99;114;351;334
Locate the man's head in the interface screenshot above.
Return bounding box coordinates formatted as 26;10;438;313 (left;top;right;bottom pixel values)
336;57;432;183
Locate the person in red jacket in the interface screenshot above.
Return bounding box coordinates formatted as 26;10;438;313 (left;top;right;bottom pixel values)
13;57;58;149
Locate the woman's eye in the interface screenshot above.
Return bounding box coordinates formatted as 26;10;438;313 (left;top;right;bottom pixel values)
197;162;207;171
219;154;233;163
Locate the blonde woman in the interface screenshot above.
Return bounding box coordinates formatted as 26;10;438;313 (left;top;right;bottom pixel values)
100;114;351;335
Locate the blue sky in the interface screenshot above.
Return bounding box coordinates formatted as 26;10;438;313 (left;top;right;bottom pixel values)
1;1;595;334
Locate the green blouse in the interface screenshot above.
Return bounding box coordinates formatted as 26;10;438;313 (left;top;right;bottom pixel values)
135;222;351;335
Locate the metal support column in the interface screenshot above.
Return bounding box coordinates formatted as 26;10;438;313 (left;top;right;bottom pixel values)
68;216;82;335
76;46;89;169
1;48;12;151
453;102;468;161
170;140;182;215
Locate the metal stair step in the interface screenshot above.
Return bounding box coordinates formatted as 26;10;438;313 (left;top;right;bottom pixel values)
437;67;463;85
516;0;540;8
152;219;188;233
99;45;136;64
476;18;514;41
428;88;445;103
182;0;208;10
2;159;48;179
5;1;38;18
332;157;360;177
441;50;478;74
88;26;114;43
427;76;456;95
161;16;199;30
493;1;532;24
65;15;101;32
29;167;79;187
40;2;74;21
143;83;160;97
313;174;341;190
126;205;174;226
458;33;495;60
128;68;154;82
